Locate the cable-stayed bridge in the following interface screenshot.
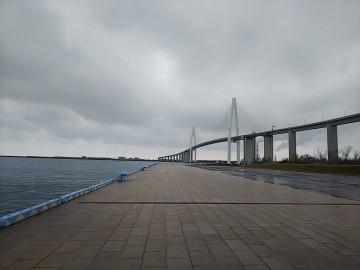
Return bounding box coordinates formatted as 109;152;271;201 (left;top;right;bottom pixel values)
158;98;360;163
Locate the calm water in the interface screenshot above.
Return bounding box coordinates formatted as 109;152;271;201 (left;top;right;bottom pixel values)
0;157;155;216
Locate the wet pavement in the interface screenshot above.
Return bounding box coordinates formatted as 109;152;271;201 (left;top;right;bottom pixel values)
190;164;360;202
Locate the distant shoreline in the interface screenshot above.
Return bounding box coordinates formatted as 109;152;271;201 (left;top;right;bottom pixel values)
0;155;157;162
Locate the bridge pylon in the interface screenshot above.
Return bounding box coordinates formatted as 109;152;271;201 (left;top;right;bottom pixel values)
189;126;196;163
228;98;240;165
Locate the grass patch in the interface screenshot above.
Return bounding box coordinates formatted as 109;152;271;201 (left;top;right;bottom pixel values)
242;163;360;176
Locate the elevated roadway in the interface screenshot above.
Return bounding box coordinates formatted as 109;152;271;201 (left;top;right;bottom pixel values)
159;113;360;163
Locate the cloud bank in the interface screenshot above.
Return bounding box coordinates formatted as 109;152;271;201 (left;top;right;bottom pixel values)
1;0;359;159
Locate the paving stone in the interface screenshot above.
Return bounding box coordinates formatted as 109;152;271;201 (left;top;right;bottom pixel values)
142;251;166;267
60;259;92;270
23;245;58;259
1;164;359;270
109;231;131;241
43;235;70;246
167;245;189;259
131;228;149;236
167;258;193;270
122;245;145;259
244;265;271;270
218;230;239;240
204;234;225;245
56;240;84;253
261;256;296;270
73;245;101;260
145;239;166;251
6;259;40;270
208;244;235;258
84;235;108;246
148;230;166;240
101;240;126;252
189;250;218;267
36;252;74;268
293;264;321;270
89;252;133;268
213;223;231;230
234;250;263;265
127;235;148;246
240;234;264;245
215;257;246;270
8;241;41;253
225;239;250;251
166;235;186;245
166;227;183;236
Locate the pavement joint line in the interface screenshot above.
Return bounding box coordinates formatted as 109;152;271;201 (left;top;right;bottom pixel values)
78;201;360;205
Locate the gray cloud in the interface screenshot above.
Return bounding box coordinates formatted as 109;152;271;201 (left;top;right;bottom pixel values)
0;0;359;159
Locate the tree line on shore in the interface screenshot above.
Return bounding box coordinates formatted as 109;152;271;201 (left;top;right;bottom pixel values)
277;145;360;165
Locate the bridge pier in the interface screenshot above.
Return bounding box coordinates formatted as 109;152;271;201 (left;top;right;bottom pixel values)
289;131;297;162
236;141;240;164
264;135;273;162
183;151;190;163
327;124;338;161
192;149;196;163
244;137;255;163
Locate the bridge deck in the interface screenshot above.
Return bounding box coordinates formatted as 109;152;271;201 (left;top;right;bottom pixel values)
1;164;359;270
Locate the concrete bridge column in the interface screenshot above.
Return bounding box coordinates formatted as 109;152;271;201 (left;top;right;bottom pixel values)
236;141;240;164
289;131;297;162
327;124;338;161
264;135;273;162
244;137;255;163
183;152;186;162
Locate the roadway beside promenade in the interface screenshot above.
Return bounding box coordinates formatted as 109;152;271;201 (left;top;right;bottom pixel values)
0;164;359;270
190;164;360;202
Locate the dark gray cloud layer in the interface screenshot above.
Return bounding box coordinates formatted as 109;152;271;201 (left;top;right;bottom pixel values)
1;0;359;159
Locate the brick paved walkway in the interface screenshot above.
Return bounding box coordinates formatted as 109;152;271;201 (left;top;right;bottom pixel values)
0;164;359;269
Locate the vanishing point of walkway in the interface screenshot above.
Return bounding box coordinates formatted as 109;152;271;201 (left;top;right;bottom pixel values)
0;164;359;269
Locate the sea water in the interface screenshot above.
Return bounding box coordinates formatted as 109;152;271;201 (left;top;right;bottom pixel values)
0;157;154;216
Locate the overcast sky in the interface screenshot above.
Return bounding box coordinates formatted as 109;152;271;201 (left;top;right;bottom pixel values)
0;0;359;160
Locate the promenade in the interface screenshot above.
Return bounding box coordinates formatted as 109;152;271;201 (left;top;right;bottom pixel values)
0;164;359;270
